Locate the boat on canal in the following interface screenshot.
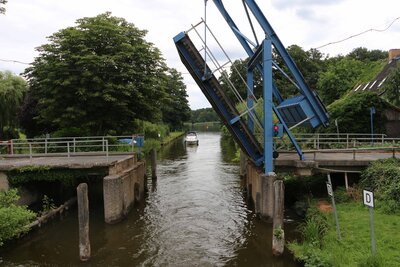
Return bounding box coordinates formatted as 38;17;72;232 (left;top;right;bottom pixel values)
184;131;199;146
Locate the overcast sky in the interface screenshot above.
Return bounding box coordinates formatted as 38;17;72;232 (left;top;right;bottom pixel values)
1;0;399;109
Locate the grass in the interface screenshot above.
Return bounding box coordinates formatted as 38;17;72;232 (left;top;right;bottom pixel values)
289;202;400;266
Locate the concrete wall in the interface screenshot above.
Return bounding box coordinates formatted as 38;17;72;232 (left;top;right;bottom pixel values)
245;161;275;218
103;159;146;224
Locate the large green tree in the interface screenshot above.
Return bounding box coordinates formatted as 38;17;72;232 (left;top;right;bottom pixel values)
0;71;27;139
316;58;364;105
23;12;169;136
160;68;191;130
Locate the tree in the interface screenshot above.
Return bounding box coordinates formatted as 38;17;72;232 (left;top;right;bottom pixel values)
0;71;27;139
324;92;387;134
23;12;168;136
316;58;364;105
0;0;7;14
382;65;400;107
191;108;219;123
160;68;191;130
274;45;326;98
347;47;387;62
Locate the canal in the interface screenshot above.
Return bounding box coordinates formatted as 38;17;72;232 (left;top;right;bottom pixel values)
1;132;300;266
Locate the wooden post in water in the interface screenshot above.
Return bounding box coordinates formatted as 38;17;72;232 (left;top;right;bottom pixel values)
77;183;90;261
151;149;157;179
272;179;285;256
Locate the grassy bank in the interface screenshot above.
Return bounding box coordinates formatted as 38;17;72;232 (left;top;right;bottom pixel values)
289;201;400;266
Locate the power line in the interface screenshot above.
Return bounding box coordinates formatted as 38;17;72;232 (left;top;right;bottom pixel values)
0;58;31;65
315;16;400;49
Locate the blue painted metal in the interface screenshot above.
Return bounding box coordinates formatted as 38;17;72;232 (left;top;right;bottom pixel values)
263;39;274;173
174;32;264;165
173;0;329;168
247;70;254;133
211;0;284;104
241;0;329;128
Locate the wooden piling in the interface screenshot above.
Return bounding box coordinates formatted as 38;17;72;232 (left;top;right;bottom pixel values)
77;183;90;261
272;179;285;256
151;149;157;179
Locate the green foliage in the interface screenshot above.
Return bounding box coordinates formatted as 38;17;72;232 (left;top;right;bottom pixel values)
381;64;400;107
7;167;101;187
191;108;219;123
0;71;28;139
299;207;329;246
334;186;352;203
133;120;169;140
39;195;56;216
22;12;190;137
161;68;191;130
324;92;387;133
0;189;36;246
347;47;387;62
273;226;284;240
317;58;365;105
361;158;400;214
290;202;400;266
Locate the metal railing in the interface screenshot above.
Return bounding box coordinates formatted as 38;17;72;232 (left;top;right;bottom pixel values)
276;133;400;150
0;135;143;158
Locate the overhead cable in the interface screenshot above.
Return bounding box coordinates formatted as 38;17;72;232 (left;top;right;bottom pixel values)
316;16;400;49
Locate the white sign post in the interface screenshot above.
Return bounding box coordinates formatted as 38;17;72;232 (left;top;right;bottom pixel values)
327;174;341;240
363;189;376;258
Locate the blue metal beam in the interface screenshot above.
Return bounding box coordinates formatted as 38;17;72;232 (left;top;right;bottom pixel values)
263;39;274;173
242;0;329;127
212;0;284;104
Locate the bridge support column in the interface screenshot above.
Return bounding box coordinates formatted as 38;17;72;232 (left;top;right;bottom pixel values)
103;157;146;224
272;179;285;256
260;172;276;218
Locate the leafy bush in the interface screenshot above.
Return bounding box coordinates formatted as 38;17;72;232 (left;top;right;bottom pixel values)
299;206;329;247
333;186;351;203
0;189;36;246
361;158;400;214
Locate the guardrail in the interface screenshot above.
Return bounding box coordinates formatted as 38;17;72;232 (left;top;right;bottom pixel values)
300;146;399;161
276;133;400;150
0;135;144;158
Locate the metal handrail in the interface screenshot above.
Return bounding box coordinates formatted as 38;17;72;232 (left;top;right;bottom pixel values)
0;135;143;157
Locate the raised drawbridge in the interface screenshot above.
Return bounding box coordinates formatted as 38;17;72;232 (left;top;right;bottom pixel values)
174;0;329;173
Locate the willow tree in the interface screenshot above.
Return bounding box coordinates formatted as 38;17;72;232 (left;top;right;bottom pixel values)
0;71;27;139
23;12;169;136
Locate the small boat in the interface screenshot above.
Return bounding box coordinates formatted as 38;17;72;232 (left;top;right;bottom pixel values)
184;131;199;146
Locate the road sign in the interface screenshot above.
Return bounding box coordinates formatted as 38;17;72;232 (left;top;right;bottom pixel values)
363;190;374;208
326;182;333;197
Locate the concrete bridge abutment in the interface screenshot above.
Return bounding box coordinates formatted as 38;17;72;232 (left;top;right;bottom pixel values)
103;156;146;224
246;161;276;219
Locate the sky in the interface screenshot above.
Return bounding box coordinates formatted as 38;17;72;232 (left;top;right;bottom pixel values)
0;0;399;110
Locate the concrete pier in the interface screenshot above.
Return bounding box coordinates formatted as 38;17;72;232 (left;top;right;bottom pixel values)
246;161;276;219
103;157;146;224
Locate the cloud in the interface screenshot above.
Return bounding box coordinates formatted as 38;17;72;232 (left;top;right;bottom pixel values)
271;0;343;9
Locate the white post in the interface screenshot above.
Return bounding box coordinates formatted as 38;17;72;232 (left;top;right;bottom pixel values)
344;172;349;191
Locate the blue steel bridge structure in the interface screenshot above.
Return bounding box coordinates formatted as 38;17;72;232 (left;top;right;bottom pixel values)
174;0;329;173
